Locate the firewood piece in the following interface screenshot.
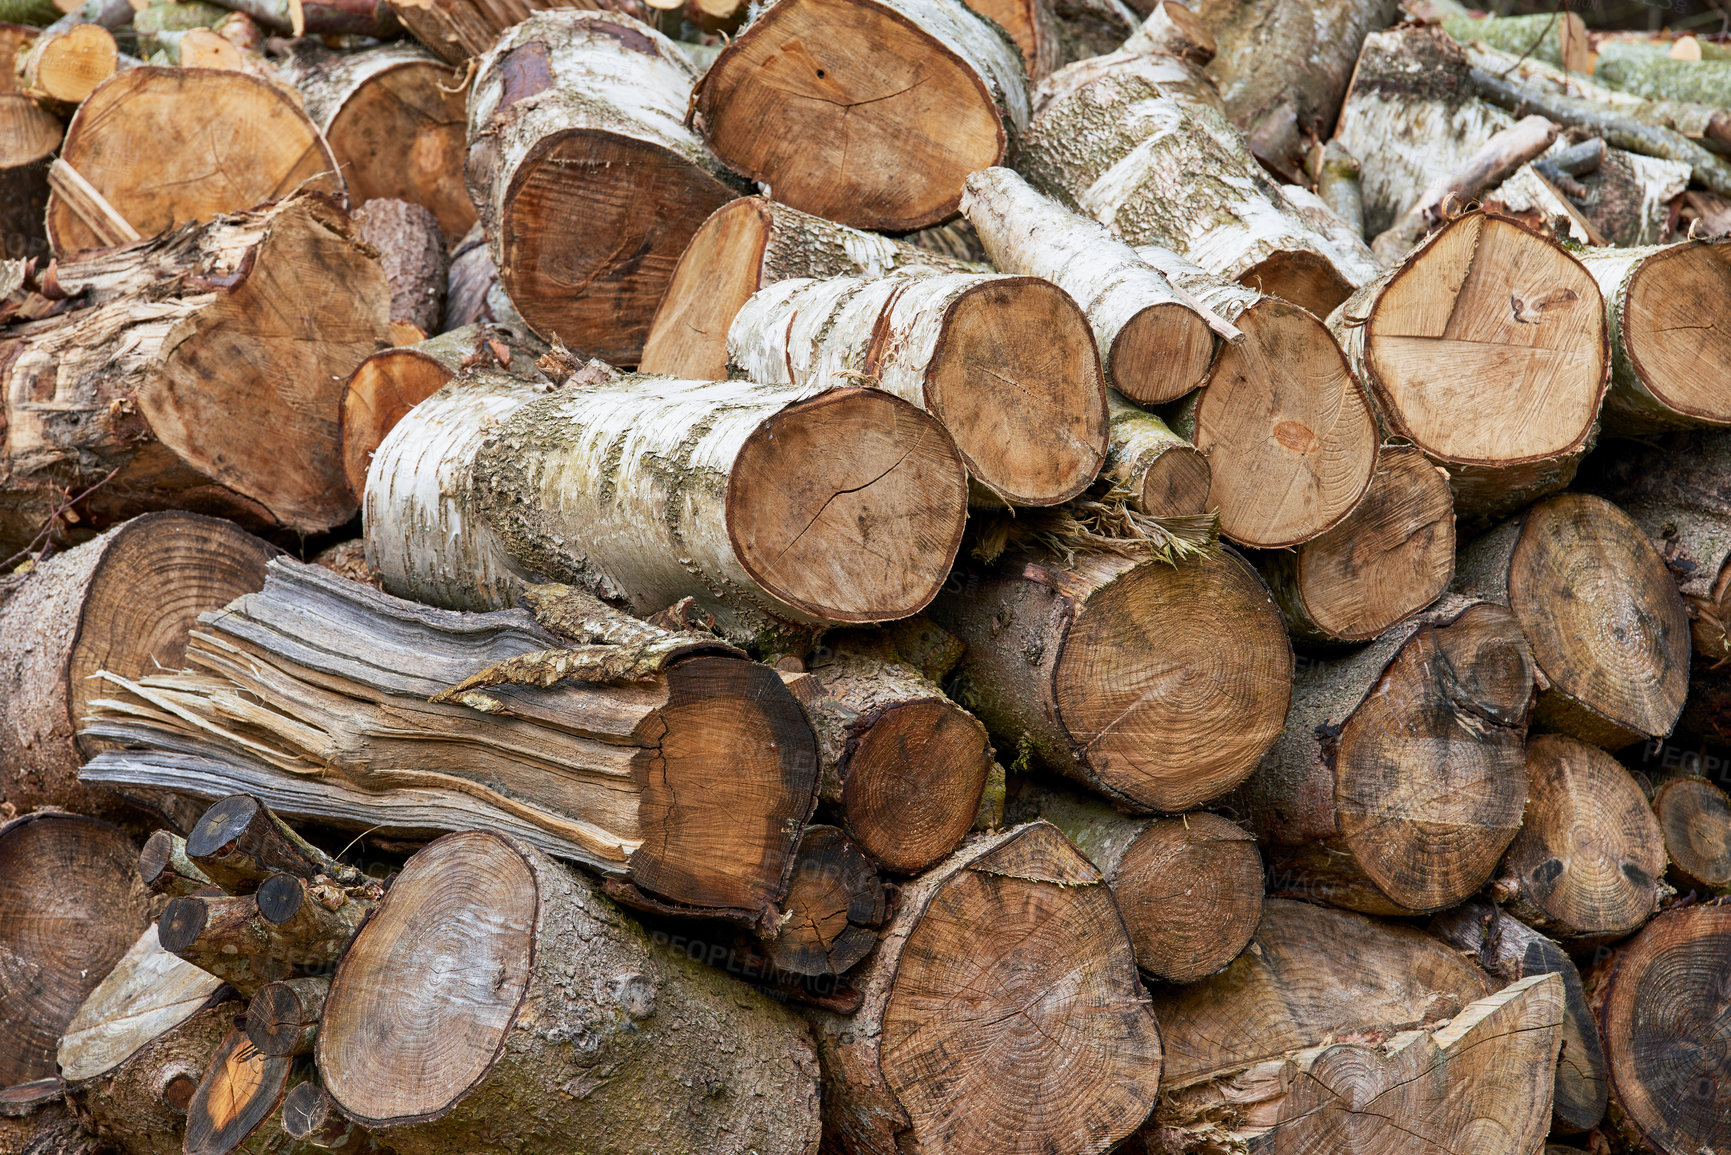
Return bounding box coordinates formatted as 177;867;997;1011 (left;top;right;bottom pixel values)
159;880;371;995
64;999;236;1155
0;1078;96;1155
385;0;652;64
466;12;741;365
1020;50;1379;318
642;196;973;381
441;223;519;330
1592;904;1731;1155
727;271;1109;508
1652;775;1731;893
185;794;358;893
932;548;1291;813
182;1027;292;1155
1101;396;1211;519
352;197;446;334
1431;896;1608;1133
809;821;1164;1155
17;21;114;106
138;831;213;897
46;68;341;257
279;42;474;239
1257;444;1456;643
1330;213;1608;523
1313;139;1364;239
1237;597;1534;916
57;926;224;1085
0;812;149;1087
761;825;886;976
1492;734;1668;941
281;1082;387;1152
1440;10;1591;73
1120;0;1212;63
45;159;140;250
0;90;55;260
1596;50;1731;108
1008;778;1261;982
245;976;326;1057
204;0;396;35
1455;492;1691;748
959;166;1227;406
366;370;969;638
695;0;1028;232
318;830;823;1155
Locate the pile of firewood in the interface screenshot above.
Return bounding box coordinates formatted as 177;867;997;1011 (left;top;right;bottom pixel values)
4;0;1731;1152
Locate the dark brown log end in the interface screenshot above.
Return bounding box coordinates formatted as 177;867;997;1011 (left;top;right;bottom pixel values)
1238;248;1354;319
1115;812;1262;983
1653;775;1731;894
764;825;886;977
842;698;990;874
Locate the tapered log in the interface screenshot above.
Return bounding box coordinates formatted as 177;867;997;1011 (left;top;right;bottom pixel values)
0;197;391;548
46;68;342;257
365;369;968;639
1008;778;1261;982
0;514;274;819
760;824;886;976
83;560;823;932
184;794;361;894
1020;50;1379;318
318;830;823;1155
0;812;149;1087
386;0;652;64
63;999;236;1155
1491;734;1668;941
808;821;1163;1155
280;42;474;239
641;196;971;380
138;831;212;897
727;270;1108;508
57;926;224;1086
17;21;114;106
1330;213;1608;523
351;197;446;334
1257;444;1456;643
465;11;741;365
246;976;326;1057
0;1080;95;1155
1431;896;1608;1133
1235;597;1534;916
932;548;1291;813
1651;775;1731;894
1102;396;1210;519
1590;903;1731;1155
1455;492;1691;748
693;0;1028;232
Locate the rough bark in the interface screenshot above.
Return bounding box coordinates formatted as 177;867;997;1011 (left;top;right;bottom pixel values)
318;830;824;1155
64;999;239;1155
385;0;652;64
0;1080;97;1155
441;222;522;331
1233;597;1535;916
693;0;1028;232
1595;44;1731;108
465;11;742;364
806;821;1164;1155
1454;492;1691;749
1651;775;1731;894
1313;139;1364;240
931;548;1292;813
157;873;376;997
352;197;446;334
1102;395;1211;519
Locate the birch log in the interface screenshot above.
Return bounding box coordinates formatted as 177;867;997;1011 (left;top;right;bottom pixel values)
726;270;1108;507
1102;395;1211;519
385;0;653;64
693;0;1030;231
465;11;741;364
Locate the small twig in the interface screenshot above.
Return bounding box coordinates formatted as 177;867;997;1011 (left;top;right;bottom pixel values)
0;468;121;573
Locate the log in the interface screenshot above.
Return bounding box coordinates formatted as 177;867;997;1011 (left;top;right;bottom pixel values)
1491;734;1669;941
931;548;1291;813
1020;50;1379;319
205;0;397;36
1257;444;1456;643
0;92;53;262
465;11;741;365
1590;902;1731;1155
1312;138;1364;238
760;824;887;976
958;0;1056;79
317;830;824;1155
1651;774;1731;894
693;0;1029;231
1007;777;1262;982
1101;395;1211;520
57;926;224;1086
157;880;372;995
352;197;446;335
0;812;149;1087
1234;597;1535;916
1119;0;1212;64
0;196;391;549
807;820;1164;1155
17;21;115;107
642;195;972;381
1329;212;1609;524
46;68;342;257
183;794;362;894
1440;10;1592;74
279;42;475;240
0;1080;96;1155
1595;47;1731;108
442;223;521;330
181;1026;294;1155
63;999;237;1155
137;831;213;897
363;369;969;639
1455;492;1691;748
726;270;1109;508
246;976;326;1057
386;0;652;64
1430;896;1608;1134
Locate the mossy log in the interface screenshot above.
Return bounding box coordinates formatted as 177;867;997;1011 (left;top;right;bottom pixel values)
1101;395;1211;520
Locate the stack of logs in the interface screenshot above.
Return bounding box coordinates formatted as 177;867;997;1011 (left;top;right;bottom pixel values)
2;0;1731;1153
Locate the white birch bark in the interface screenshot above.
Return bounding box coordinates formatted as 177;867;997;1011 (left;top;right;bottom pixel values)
278;41;440;131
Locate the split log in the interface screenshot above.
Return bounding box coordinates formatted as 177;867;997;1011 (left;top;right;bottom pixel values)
1256;444;1456;644
693;0;1029;231
1020;50;1379;318
0;812;149;1087
0;1080;95;1155
726;270;1109;508
760;824;887;976
181;1026;294;1155
1007;778;1261;982
1590;903;1731;1155
1329;212;1609;523
385;0;652;64
931;548;1292;813
17;21;114;107
279;42;475;240
183;794;362;894
363;370;968;638
57;926;224;1086
0;513;275;821
1431;896;1608;1134
46;68;342;257
1102;396;1210;519
353;197;446;335
246;976;326;1057
641;195;971;381
63;999;236;1155
465;11;741;365
0;196;391;549
1491;734;1669;941
1234;597;1535;916
1455;492;1691;748
318;830;823;1155
808;821;1163;1155
1651;775;1731;894
959;165;1228;406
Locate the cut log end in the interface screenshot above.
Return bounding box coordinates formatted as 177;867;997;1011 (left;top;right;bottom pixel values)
340;348;455;501
641;196;771;380
1653;775;1731;893
184;1027;292;1155
1109;299;1217;406
1115;812;1262;983
1239;249;1355;320
1616;241;1731;425
1135;440;1211;518
842;697;991;873
764;825;886;976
